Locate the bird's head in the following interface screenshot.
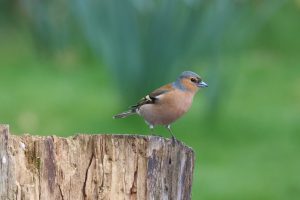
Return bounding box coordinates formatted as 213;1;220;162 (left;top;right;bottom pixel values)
176;71;208;93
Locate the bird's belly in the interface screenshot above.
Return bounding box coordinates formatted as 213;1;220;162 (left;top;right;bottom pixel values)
138;96;192;126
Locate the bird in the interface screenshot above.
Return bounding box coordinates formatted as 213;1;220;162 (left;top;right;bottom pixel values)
113;71;208;140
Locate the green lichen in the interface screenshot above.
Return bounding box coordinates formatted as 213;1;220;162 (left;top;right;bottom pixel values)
35;156;41;170
24;143;41;172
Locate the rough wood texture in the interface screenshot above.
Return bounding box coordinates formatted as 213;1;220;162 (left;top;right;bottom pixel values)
0;125;194;200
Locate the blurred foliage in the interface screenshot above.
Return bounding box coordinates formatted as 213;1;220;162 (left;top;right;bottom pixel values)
0;0;300;199
15;0;285;105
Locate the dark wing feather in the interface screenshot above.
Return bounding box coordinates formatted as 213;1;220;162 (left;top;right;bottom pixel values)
131;84;174;109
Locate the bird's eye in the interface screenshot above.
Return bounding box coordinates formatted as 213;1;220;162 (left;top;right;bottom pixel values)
191;78;198;83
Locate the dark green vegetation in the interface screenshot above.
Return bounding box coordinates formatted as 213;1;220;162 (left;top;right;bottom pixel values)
1;1;300;199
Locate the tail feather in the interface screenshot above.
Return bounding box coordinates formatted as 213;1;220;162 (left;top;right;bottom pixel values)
113;109;136;119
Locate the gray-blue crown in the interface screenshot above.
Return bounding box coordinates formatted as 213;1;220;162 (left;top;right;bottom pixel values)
179;71;200;79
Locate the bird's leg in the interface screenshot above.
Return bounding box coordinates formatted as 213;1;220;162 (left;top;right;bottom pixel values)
166;125;176;144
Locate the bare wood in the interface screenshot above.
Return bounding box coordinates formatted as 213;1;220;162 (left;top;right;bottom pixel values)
0;125;194;200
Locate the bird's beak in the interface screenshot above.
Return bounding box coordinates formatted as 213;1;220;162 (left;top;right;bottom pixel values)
198;81;208;88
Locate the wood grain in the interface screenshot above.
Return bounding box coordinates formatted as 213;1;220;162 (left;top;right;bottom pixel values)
0;125;194;200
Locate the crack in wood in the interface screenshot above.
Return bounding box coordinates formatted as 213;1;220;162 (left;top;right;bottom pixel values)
58;184;65;200
44;137;56;194
130;170;138;195
83;153;94;199
69;177;72;200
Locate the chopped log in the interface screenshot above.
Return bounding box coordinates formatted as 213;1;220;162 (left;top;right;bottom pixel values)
0;124;194;200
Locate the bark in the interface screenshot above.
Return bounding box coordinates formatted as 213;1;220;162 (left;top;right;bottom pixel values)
0;124;194;200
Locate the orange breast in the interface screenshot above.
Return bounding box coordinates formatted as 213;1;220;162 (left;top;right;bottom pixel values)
138;90;194;126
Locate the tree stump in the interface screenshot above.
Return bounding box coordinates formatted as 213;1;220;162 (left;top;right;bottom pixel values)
0;124;194;200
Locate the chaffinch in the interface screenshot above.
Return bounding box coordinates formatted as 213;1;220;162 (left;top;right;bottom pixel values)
113;71;208;139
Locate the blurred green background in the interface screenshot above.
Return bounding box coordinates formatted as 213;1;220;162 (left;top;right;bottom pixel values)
1;0;299;199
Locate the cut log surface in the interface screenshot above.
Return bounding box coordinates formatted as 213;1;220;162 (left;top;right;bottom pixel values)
0;124;194;200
